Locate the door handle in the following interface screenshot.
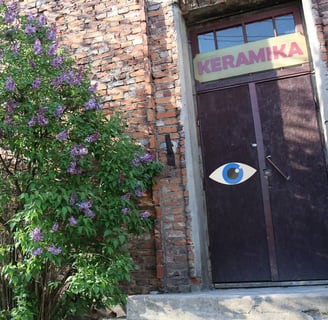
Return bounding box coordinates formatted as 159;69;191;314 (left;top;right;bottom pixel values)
265;155;290;181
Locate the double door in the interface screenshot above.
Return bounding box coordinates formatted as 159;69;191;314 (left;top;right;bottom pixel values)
198;74;328;283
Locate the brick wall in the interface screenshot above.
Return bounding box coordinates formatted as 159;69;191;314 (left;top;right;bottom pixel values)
314;0;328;65
15;0;196;294
11;0;328;295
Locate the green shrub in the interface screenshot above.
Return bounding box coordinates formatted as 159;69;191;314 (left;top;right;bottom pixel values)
0;2;162;319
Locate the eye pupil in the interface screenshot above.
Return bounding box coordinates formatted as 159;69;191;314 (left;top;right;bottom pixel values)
228;168;239;179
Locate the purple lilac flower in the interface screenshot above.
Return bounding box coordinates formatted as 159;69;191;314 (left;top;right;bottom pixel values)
32;247;43;256
32;76;41;89
121;192;131;200
4;114;12;124
77;200;93;211
47;26;57;41
6;101;19;114
56;130;68;141
47;42;57;56
33;38;43;55
48;244;62;255
67;160;82;175
84;97;102;110
77;200;95;218
28;116;37;127
68;70;83;85
31;227;43;242
30;59;36;69
5;76;15;92
85;132;100;143
135;188;145;197
54;105;65;119
51;55;63;68
68;216;77;226
121;207;130;215
8;3;17;11
51;222;59;232
27;12;34;21
52;75;64;88
37;107;49;126
140;153;154;163
53;70;83;88
140;211;150;219
12;43;19;55
132;152;154;167
70;144;88;158
25;23;37;34
39;14;47;26
4;3;18;23
84;208;95;218
84;98;97;110
69;192;77;205
4;101;18;125
132;157;141;167
89;83;98;93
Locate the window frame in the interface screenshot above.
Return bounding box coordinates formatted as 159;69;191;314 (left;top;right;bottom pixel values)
190;4;303;56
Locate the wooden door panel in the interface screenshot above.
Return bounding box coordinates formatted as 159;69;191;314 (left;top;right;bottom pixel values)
198;86;271;283
198;75;328;284
256;75;328;280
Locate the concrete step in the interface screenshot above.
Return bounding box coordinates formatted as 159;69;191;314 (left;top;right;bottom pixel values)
127;285;328;320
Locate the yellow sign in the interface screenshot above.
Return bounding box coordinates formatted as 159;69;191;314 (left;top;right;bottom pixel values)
193;33;309;83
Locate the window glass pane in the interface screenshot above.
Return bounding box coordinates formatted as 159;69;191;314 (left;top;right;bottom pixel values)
198;32;216;53
216;26;244;49
275;14;295;35
246;19;274;42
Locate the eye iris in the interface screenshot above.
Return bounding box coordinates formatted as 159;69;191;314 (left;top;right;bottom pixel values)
223;163;244;184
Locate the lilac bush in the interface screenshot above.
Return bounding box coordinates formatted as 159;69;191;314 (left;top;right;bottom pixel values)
0;2;162;319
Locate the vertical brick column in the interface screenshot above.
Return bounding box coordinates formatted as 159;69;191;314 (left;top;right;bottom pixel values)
146;0;195;292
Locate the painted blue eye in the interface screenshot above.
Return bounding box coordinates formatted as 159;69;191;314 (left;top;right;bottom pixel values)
209;162;257;185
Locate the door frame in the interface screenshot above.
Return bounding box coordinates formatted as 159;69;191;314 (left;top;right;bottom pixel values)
186;1;328;287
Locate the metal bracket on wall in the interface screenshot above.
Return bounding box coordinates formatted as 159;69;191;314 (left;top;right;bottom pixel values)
165;134;176;167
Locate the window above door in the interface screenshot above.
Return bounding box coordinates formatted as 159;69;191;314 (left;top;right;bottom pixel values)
192;5;303;54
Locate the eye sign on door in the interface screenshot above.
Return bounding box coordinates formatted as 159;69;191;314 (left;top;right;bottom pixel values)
210;162;256;185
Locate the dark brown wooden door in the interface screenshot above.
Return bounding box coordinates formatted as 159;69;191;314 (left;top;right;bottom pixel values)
257;75;328;281
198;74;328;283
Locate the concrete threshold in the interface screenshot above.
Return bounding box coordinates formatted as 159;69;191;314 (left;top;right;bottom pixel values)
127;285;328;320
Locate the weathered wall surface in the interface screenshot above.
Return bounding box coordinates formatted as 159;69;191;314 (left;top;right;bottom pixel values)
146;1;196;293
9;0;328;295
313;0;328;64
15;0;195;294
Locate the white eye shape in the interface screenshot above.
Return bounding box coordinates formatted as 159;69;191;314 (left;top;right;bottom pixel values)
209;162;257;185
